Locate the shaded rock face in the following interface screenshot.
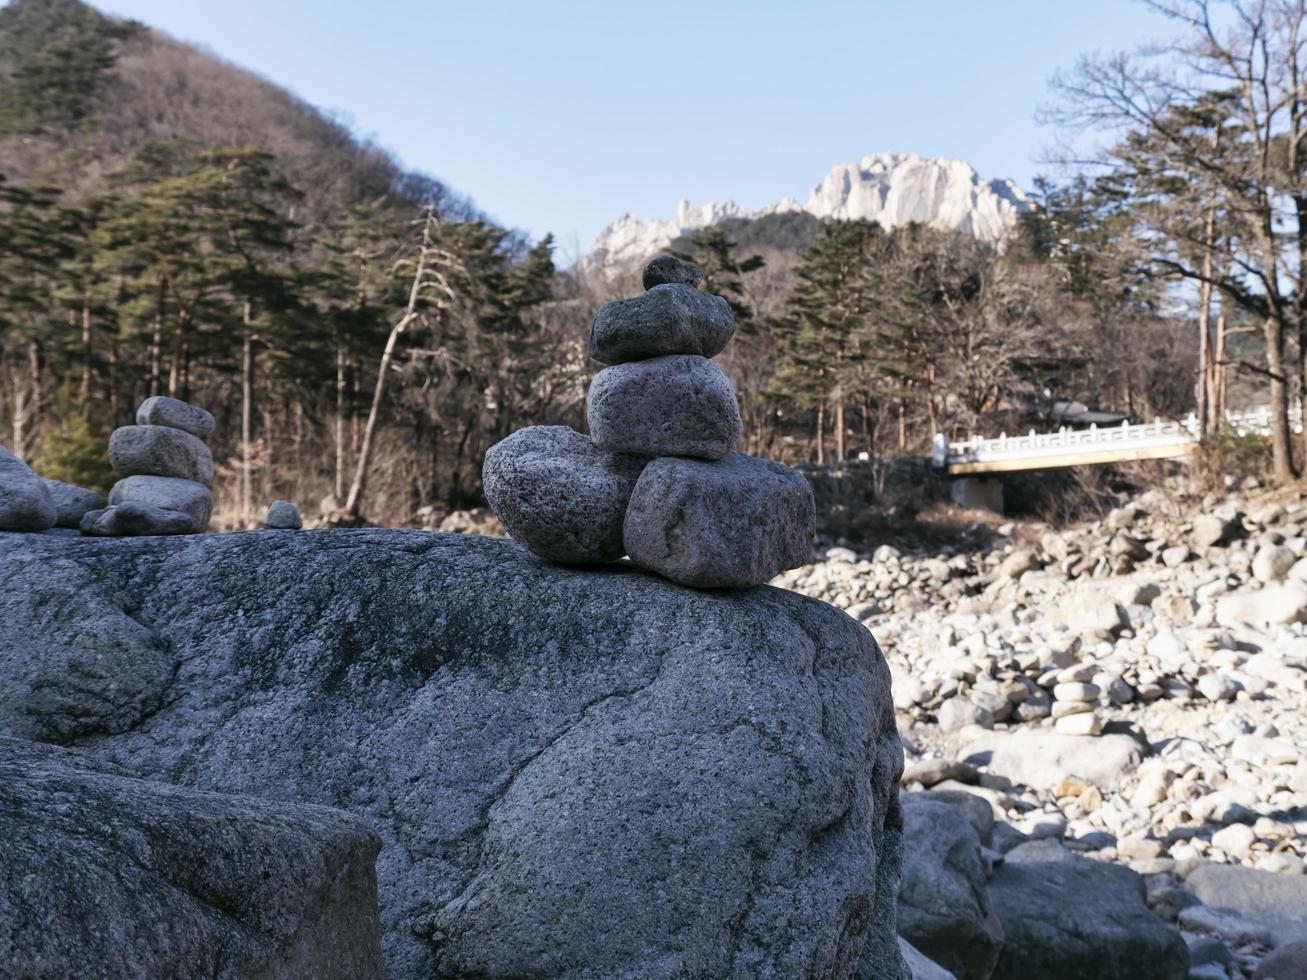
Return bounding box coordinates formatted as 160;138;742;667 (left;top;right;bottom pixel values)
0;737;384;979
0;529;905;979
0;445;55;532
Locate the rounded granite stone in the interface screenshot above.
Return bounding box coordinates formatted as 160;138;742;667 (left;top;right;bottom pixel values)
587;355;741;460
483;425;646;564
0;445;55;532
623;452;816;589
109;425;214;486
136;396;215;439
109;475;213;532
588;284;734;365
641;254;703;291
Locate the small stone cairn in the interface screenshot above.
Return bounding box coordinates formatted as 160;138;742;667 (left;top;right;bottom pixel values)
82;396;216;536
483;255;815;588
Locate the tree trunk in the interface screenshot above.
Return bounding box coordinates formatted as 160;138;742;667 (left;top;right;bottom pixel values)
1214;305;1228;423
242;314;254;525
815;402;825;465
1196;279;1213;436
1265;316;1296;481
108;338;119;419
79;290;93;404
897;399;907;452
834;388;845;462
335;340;347;501
346;318;409;518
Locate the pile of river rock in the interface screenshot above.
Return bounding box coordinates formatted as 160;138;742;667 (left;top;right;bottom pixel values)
484;255;815;588
778;478;1307;979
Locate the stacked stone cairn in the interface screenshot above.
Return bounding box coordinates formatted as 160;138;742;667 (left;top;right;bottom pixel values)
483;254;815;588
82;396;215;536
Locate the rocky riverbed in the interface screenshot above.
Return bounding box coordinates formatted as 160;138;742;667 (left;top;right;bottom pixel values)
776;478;1307;979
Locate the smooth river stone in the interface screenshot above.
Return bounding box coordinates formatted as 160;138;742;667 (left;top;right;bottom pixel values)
0;446;55;532
587;355;741;460
109;475;213;532
623;453;816;588
641;254;703;291
109;425;214;485
589;284;735;365
483;425;646;564
136;396;215;439
80;502;195;537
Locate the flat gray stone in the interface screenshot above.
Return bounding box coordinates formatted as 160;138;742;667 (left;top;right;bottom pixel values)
642;254;703;291
483;425;645;564
136;395;215;439
81;501;195;537
590;284;734;364
0;529;905;979
896;798;1003;980
963;729;1144;792
623;453;816;588
0;737;383;979
264;499;303;530
989;849;1188;979
110;425;214;485
0;445;55;532
109;475;213;532
1186;865;1307;947
588;355;742;460
44;479;105;528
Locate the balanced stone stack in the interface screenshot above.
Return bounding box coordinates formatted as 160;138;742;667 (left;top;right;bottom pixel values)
484;255;815;588
82;396;215;536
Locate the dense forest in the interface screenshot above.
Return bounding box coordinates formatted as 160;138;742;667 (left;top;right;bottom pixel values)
0;0;1291;528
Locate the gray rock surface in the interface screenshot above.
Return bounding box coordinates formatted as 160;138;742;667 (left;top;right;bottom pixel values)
642;254;703;291
264;499;303;530
894;937;958;980
109;474;213;531
896;798;1003;980
44;479;106;527
136;395;216;438
1186;865;1307;947
0;529;904;979
0;736;384;979
588;354;742;460
81;501;195;537
0;444;55;532
988;846;1188;979
589;284;735;364
483;425;647;564
1254;940;1307;979
962;729;1144;792
110;424;214;485
624;453;816;588
1193;513;1240;548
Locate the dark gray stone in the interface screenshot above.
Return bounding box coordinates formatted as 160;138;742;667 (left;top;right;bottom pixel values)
590;284;734;364
1186;865;1307;947
109;475;213;531
896;798;1003;980
82;501;195;537
623;453;816;588
110;424;214;485
264;499;303;530
642;254;703;291
0;737;384;979
0;444;55;532
483;425;646;564
136;395;216;439
588;354;742;459
44;479;105;528
0;529;905;979
988;847;1188;979
1255;940;1307;979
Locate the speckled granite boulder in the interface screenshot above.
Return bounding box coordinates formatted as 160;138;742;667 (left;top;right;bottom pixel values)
108;475;213;532
43;479;105;528
0;737;384;979
264;499;303;530
0;529;905;979
80;501;195;537
0;445;55;532
136;395;216;439
110;425;214;485
624;453;816;588
483;425;646;563
589;284;735;365
588;355;742;460
642;254;703;291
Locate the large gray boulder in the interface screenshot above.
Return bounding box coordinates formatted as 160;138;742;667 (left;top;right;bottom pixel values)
136;395;216;439
0;529;905;979
587;354;742;460
589;284;735;364
1186;865;1307;947
109;424;214;485
44;479;106;527
109;474;213;531
962;729;1144;792
0;444;55;532
896;798;1003;980
623;453;816;588
1;736;384;979
988;844;1188;979
483;425;646;564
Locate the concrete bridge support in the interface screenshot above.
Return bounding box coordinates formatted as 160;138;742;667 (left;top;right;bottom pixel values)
950;476;1004;513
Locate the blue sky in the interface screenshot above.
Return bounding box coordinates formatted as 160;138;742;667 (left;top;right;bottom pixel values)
88;0;1169;259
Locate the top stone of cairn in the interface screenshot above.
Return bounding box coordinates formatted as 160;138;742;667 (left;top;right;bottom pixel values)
136;396;215;440
589;279;735;365
642;254;703;290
